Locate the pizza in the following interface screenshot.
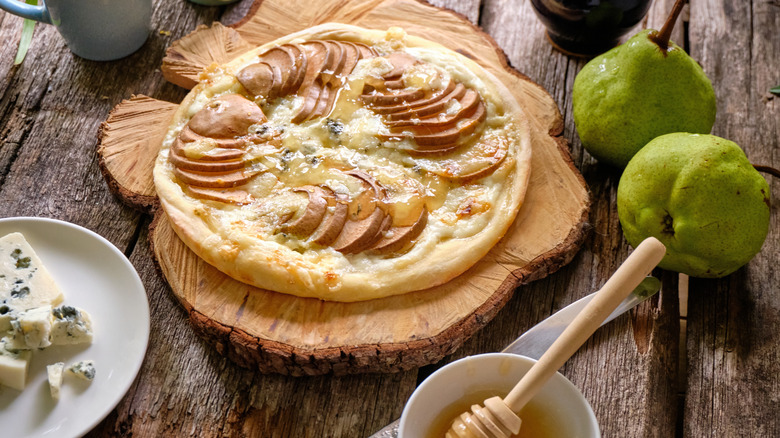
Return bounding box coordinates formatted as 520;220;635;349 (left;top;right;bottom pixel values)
153;23;532;302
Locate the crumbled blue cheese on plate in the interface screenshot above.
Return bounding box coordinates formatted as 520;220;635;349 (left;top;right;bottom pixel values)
50;306;93;345
0;338;31;391
6;306;53;350
67;360;95;381
46;362;64;400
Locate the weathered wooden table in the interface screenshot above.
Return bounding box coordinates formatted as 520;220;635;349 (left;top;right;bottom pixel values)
0;0;777;436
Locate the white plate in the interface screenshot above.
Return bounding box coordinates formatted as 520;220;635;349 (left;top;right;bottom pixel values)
0;217;150;438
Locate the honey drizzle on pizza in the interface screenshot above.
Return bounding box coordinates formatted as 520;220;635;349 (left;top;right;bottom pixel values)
168;39;508;255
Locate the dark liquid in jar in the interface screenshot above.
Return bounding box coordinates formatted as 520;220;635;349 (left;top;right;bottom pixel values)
530;0;653;56
425;389;562;438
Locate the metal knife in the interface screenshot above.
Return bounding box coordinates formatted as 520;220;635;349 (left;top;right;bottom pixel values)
367;276;662;438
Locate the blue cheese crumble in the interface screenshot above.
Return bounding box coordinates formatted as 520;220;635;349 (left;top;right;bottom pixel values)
67;360;96;381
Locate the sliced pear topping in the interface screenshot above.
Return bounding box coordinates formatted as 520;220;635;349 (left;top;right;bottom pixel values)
414;134;510;182
169;94;276;201
169;152;246;173
332;207;389;254
238;40;377;123
311;191;349;246
280;185;330;237
173;167;264;189
369;206;428;254
185;186;250;205
187;94;267;138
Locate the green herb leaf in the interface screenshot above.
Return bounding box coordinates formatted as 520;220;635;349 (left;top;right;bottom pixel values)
13;0;38;66
771;85;780;96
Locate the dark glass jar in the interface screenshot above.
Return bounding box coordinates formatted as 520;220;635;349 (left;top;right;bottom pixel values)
530;0;654;56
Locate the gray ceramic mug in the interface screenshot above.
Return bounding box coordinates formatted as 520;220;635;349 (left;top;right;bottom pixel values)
0;0;151;61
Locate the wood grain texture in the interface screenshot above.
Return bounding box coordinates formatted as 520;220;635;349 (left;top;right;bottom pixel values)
98;95;178;210
97;0;591;375
162;22;253;89
685;0;780;436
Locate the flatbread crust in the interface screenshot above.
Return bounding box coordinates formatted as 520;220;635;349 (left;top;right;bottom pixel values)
153;23;531;302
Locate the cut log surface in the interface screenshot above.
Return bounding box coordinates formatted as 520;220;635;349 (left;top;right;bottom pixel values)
100;0;590;375
97;95;178;210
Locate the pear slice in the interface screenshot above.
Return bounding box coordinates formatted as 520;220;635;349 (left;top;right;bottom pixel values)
377;100;484;147
321;41;346;86
310;191;349;246
336;42;361;86
293;81;324;123
267;62;285;99
177;127;248;151
172;167;263;188
287;44;308;94
171;137;246;161
361;88;425;106
187;94;267;138
331;170;390;254
368;80;456;119
383;79;404;89
381;51;418;79
185;186;250;205
169;150;246;172
332;208;388;254
261;46;297;95
292;42;330;122
236;62;275;97
369;206;428;254
353;42;377;59
388;89;480;129
237;44;306;98
411;102;486;147
414;135;509;182
280;185;330;237
385;83;465;120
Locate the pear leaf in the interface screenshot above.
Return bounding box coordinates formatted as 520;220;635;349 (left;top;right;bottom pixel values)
13;0;38;66
771;85;780;95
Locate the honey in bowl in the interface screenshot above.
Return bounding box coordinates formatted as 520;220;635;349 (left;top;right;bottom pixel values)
425;388;562;438
397;353;599;438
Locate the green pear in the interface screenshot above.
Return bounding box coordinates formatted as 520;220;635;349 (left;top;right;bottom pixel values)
572;0;716;168
617;133;770;278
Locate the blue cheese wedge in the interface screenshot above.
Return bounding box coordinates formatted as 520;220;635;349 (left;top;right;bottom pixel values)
0;233;64;311
46;362;64;399
67;360;95;381
50;306;93;345
0;338;32;391
7;305;53;350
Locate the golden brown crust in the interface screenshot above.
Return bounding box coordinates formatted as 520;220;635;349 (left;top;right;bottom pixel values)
153;23;532;302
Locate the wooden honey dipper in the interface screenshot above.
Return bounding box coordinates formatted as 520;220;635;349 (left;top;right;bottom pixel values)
445;237;667;438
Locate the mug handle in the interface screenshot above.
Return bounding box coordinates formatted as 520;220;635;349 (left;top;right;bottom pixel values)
0;0;51;24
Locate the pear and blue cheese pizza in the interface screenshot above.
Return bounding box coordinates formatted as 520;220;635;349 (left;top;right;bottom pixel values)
153;23;532;302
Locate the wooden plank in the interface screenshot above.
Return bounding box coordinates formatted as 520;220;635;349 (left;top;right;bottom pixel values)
685;0;780;436
478;1;683;436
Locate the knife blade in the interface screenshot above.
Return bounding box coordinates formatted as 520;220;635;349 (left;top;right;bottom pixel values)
367;276;662;438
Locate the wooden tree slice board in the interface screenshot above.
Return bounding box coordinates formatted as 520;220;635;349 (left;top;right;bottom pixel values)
97;0;590;375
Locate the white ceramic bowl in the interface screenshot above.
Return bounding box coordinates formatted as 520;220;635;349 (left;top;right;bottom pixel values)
399;353;600;438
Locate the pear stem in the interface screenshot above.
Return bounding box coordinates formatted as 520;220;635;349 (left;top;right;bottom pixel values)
649;0;686;51
754;164;780;179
